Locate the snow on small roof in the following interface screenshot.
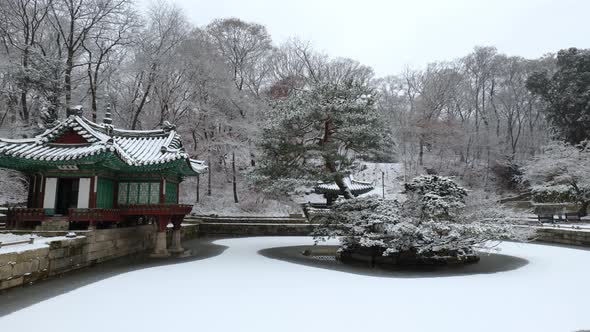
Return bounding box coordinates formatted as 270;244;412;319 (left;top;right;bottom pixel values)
315;176;375;196
0;115;206;174
190;159;208;173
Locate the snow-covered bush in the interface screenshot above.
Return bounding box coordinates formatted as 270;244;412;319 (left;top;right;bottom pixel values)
403;175;467;221
314;175;526;266
521;140;590;215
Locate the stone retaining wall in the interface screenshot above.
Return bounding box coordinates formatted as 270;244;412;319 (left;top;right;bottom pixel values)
197;222;316;236
533;227;590;246
0;224;199;291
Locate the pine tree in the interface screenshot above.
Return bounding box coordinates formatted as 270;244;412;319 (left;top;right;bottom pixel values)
526;48;590;145
255;80;393;197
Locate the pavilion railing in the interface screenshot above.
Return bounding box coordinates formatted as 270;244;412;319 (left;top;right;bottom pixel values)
6;208;45;228
68;204;192;222
119;204;193;216
6;205;193;228
68;208;121;223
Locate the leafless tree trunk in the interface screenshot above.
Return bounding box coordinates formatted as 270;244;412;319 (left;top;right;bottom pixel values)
232;152;238;203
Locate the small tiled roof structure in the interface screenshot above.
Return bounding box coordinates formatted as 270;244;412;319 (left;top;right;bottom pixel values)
0;115;206;175
315;176;375;197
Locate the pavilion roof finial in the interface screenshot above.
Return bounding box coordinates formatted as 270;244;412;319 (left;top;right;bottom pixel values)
67;105;83;118
103;104;113;125
161;121;176;132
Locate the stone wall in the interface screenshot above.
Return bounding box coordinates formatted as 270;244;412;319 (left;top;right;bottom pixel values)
0;224;199;291
197;222;316;236
533;227;590;246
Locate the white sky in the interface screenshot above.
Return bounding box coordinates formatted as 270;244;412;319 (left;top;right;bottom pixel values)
139;0;590;76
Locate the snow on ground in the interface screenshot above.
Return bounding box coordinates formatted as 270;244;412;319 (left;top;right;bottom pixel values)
1;236;589;332
0;233;83;254
356;162;404;199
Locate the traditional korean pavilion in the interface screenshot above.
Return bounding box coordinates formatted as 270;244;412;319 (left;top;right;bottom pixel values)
314;176;375;205
0;107;206;256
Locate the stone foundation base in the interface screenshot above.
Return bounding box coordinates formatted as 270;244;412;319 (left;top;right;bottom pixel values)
150;231;170;258
169;229;184;253
171;249;192;258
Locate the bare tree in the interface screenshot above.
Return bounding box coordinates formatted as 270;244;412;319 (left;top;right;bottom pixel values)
49;0;131;113
82;2;137;121
0;0;52;123
206;18;272;97
127;2;188;129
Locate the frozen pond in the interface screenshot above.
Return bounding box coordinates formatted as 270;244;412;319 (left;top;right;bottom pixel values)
1;236;589;332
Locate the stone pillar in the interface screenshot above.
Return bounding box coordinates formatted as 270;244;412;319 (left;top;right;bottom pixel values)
169;216;188;256
150;216;170;258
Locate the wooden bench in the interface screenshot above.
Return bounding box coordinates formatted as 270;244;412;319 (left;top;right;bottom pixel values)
537;214;554;223
537;212;581;223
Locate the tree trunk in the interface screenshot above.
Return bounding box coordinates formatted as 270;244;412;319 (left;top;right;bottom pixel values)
325;158;354;199
64;42;75;113
419;135;424;166
321;116;354;199
20;90;28;123
232;152;239;203
131;65;157;129
87;61;98;122
20;47;29;123
333;170;354;199
207;153;212;196
196;175;200;203
131;84;152;129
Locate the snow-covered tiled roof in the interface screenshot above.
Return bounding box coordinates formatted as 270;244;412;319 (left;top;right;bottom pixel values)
0;115;206;175
315;176;375;196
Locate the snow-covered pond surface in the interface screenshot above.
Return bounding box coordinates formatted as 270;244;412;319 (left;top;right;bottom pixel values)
1;236;590;332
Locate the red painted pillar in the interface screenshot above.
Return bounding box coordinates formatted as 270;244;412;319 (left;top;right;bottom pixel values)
89;175;97;208
157;215;170;232
39;175;45;210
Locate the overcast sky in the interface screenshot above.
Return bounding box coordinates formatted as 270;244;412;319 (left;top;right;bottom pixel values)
139;0;590;76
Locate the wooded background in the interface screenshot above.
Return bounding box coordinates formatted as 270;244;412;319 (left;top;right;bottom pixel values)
0;0;556;211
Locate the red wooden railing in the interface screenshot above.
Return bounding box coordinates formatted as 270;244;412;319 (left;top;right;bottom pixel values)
7;204;193;228
119;204;193;216
6;208;45;228
68;208;121;222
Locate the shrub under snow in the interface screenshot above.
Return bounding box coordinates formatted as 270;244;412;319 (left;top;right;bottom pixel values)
314;175;527;266
521;140;590;214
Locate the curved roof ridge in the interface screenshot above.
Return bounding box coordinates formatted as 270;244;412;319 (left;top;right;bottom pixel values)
79;116;168;137
0;137;41;144
73;116;110;142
